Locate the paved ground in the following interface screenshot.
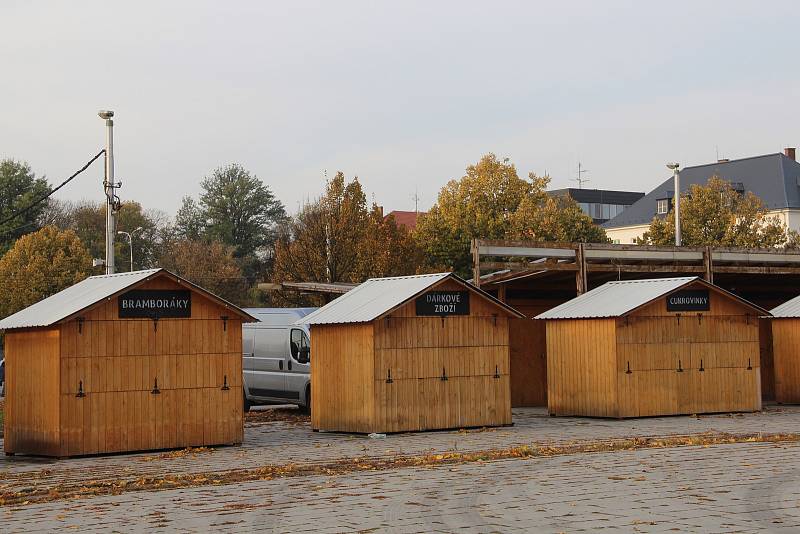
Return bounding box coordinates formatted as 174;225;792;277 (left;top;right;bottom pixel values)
3;440;800;533
2;405;800;499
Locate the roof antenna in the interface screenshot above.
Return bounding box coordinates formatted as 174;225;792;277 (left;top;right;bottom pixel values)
411;187;421;215
574;162;590;189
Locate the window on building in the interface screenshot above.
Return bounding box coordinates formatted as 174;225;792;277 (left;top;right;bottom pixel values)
579;203;590;216
602;204;611;219
656;198;669;215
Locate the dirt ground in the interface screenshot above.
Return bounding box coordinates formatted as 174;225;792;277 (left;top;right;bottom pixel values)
244;405;310;425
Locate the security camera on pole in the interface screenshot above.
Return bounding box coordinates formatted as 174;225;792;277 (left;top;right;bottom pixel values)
98;110;121;274
666;162;681;246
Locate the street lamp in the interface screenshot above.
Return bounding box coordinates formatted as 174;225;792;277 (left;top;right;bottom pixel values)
117;226;143;272
99;110;117;274
666;163;681;246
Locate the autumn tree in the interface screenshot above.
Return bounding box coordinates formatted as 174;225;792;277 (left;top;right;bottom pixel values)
0;159;50;253
508;193;607;243
358;207;423;278
0;226;92;318
414;154;530;275
272;172;422;304
157;238;249;305
415;153;607;276
637;176;788;247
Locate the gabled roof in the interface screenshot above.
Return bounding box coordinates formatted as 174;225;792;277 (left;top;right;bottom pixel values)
535;277;769;320
0;268;256;330
385;210;424;231
771;296;800;318
603;152;800;229
296;272;523;326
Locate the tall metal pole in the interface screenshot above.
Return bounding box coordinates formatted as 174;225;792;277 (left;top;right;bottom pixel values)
99;110;116;274
666;163;681;247
674;166;681;247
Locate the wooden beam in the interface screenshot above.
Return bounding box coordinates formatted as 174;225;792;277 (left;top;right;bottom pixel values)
477;245;577;259
586;264;706;273
583;249;703;262
479;261;579;272
712;266;800;274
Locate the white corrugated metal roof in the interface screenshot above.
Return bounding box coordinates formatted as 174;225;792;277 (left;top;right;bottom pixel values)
535;277;700;319
0;269;161;330
296;272;522;326
296;273;451;325
0;268;257;330
771;296;800;318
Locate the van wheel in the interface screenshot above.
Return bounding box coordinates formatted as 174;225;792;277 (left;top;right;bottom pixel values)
243;391;252;413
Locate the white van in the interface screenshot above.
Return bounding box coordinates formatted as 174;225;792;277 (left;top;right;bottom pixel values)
242;308;316;412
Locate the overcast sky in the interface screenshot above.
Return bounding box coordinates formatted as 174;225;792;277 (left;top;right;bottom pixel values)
2;1;799;218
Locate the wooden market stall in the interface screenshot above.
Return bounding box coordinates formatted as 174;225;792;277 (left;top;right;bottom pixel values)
0;268;255;457
296;272;524;433
769;296;800;404
536;277;768;418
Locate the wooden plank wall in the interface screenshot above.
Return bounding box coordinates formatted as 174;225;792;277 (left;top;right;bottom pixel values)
4;329;61;456
616;287;761;417
501;296;568;408
759;318;775;401
370;279;512;432
772;319;800;404
57;277;243;456
310;323;375;432
509;318;546;407
545;319;618;417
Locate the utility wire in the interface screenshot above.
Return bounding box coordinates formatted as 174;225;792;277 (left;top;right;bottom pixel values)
0;149;106;231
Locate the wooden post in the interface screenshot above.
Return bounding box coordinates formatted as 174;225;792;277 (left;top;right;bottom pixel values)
575;243;587;295
703;246;714;284
498;284;507;303
472;239;481;287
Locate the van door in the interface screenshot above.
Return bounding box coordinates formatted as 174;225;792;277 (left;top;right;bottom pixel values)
247;327;290;401
287;328;311;405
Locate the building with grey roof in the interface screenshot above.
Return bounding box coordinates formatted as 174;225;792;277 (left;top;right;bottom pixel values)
603;148;800;243
547;188;644;224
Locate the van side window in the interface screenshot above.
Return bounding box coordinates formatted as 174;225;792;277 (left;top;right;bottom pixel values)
290;329;310;362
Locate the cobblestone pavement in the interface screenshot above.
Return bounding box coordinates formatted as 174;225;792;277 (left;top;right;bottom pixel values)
2;405;800;498
4;440;800;533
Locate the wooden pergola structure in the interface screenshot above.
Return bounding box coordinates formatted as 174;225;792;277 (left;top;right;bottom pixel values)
473;240;800;311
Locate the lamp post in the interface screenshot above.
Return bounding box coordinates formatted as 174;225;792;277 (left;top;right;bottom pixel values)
666;163;681;246
117;227;143;272
98;110;117;274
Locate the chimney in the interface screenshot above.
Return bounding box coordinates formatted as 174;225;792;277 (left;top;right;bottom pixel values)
378;205;384;217
785;147;796;161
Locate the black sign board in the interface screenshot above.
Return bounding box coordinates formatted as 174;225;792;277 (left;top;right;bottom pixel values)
666;289;710;312
415;291;470;316
118;290;192;318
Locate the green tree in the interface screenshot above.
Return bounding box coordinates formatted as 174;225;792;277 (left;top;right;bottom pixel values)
54;200;167;270
637;176;788;247
0;226;92;318
0;159;50;253
173;196;204;240
199;163;287;281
